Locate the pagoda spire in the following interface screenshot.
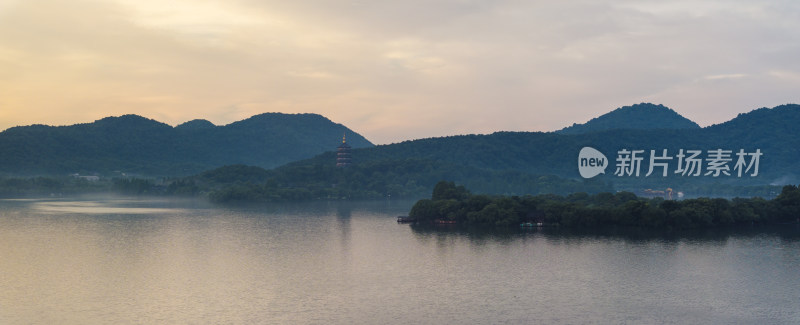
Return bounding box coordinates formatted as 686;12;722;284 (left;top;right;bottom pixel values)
336;132;352;168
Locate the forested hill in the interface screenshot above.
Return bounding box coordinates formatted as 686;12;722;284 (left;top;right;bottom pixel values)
557;103;700;134
288;104;800;189
0;113;372;176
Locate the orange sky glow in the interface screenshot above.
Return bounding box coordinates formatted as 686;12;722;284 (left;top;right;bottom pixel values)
1;0;798;144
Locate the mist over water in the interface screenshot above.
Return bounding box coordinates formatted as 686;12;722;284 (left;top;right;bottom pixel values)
1;197;798;324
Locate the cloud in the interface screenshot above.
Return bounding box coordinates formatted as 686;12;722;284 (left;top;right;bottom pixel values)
704;74;748;80
0;0;798;143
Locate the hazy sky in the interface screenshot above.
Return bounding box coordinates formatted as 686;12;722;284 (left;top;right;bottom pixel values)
1;0;798;144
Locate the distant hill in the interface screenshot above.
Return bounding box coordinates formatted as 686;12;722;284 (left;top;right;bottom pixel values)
176;119;216;129
557;103;700;134
274;104;799;195
4;103;798;199
700;104;800;185
0;113;372;176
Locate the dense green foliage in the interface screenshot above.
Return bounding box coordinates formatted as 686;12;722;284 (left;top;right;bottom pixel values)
0;113;372;176
286;104;800;193
175;160;613;203
408;181;800;228
0;160;611;201
557;103;700;134
170;104;800;202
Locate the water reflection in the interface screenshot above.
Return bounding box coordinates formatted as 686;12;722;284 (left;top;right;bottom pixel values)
1;197;798;324
409;223;800;245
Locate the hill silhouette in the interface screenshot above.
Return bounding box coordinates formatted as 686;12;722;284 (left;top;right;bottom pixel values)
271;104;799;196
557;103;700;134
2;103;797;199
176;119;216;129
0;113;372;176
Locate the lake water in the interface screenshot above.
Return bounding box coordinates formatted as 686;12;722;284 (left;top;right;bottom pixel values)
1;196;799;324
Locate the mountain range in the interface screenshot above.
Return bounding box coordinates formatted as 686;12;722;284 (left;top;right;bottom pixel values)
2;103;798;196
556;103;700;134
279;103;800;191
0;113;372;176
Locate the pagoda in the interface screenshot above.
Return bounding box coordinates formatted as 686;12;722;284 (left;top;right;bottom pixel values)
336;133;352;167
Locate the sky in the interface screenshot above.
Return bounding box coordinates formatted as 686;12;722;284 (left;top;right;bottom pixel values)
0;0;798;144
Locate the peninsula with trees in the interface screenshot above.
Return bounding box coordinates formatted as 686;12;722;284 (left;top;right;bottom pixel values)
408;181;800;229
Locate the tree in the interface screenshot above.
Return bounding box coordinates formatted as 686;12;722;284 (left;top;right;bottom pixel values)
431;181;470;201
773;185;800;222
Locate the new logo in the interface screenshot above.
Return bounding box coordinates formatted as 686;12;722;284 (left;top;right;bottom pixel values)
578;147;608;179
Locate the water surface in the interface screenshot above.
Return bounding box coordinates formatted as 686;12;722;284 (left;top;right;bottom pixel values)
1;197;798;324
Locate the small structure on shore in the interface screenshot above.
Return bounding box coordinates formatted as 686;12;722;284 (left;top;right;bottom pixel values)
396;216;417;223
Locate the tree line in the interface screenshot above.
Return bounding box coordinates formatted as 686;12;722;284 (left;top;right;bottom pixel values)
408;181;800;229
183;160;614;203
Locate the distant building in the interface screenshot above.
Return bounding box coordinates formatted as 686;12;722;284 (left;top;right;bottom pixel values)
71;174;100;182
336;133;352;167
